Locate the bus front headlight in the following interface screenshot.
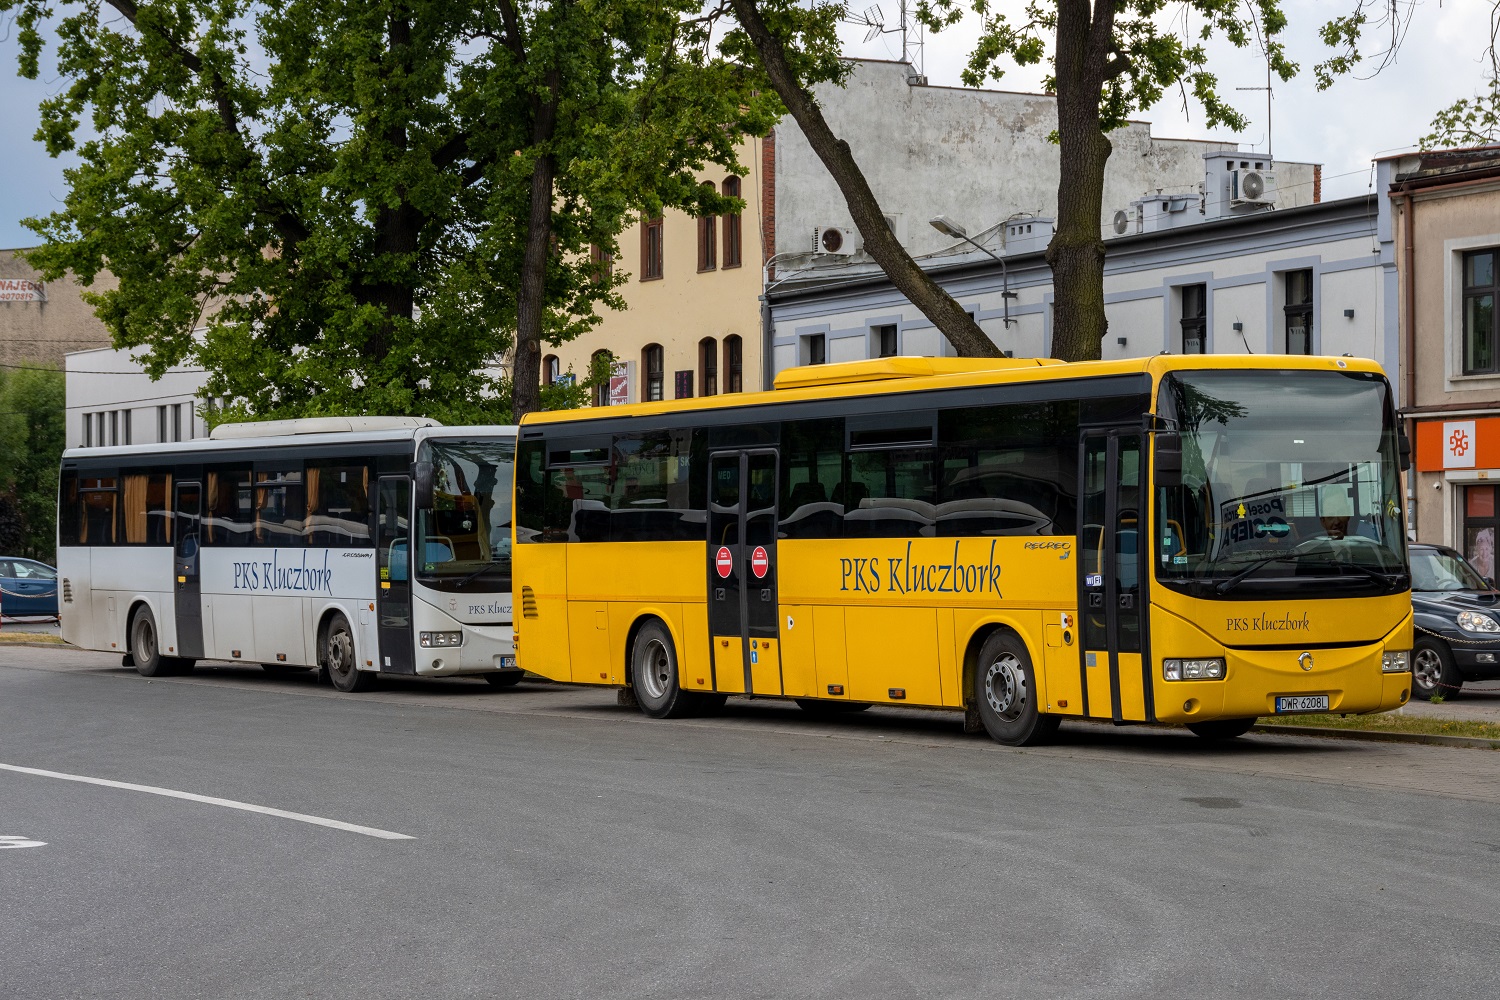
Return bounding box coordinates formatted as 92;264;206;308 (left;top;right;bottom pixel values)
1162;658;1225;681
1381;650;1410;672
420;631;464;648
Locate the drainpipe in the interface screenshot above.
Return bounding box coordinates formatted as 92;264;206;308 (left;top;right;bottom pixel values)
1402;188;1418;540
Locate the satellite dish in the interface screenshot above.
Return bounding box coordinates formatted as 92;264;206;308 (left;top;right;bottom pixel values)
1241;171;1265;200
1112;210;1130;235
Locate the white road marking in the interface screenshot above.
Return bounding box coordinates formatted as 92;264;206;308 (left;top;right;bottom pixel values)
0;763;414;841
0;835;47;849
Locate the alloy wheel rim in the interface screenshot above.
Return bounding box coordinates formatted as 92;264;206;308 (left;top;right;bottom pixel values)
136;621;155;663
1412;648;1441;691
638;638;671;701
985;654;1027;723
328;628;354;678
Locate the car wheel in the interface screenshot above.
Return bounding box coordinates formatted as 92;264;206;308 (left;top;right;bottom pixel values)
1186;717;1257;740
323;615;374;693
1412;638;1462;699
130;607;172;677
972;630;1059;747
630;620;696;719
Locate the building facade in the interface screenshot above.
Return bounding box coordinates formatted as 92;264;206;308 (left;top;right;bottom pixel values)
65;346;210;449
1379;146;1500;567
1;248;114;371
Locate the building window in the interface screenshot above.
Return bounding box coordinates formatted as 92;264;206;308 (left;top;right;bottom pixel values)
543;355;560;386
700;337;718;396
591;349;613;406
156;405;167;443
698;183;717;272
724;335;743;393
722;177;742;268
82;414;92;448
1462;248;1499;375
1180;284;1207;354
874;324;898;358
95;413;105;447
171;404;183;443
1464;485;1500;580
641;216;664;281
1284;269;1314;355
803;332;826;366
643;344;664;402
590;243;613;282
108;410;119;446
122;410;132;446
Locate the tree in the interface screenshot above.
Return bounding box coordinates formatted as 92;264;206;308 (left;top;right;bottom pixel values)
0;365;65;562
3;0;780;422
720;0;999;358
1423;8;1500;148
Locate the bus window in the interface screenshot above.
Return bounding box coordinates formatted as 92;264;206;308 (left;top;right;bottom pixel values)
779;419;843;539
79;477;118;545
255;471;305;547
305;462;371;546
843;447;935;538
936;401;1078;537
205;469;254;546
608;430;700;542
123;472;173;545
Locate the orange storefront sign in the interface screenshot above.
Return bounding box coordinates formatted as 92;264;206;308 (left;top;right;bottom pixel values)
1415;417;1500;471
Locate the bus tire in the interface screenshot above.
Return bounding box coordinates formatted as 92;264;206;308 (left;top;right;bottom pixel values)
973;631;1058;747
630;620;694;719
483;670;524;688
323;615;374;693
1186;717;1257;740
794;699;871;716
129;606;172;678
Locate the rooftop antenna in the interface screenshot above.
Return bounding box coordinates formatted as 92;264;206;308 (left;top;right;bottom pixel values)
843;2;924;78
1234;7;1275;162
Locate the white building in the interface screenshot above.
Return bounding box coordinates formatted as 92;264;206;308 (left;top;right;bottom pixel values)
65;346;210;449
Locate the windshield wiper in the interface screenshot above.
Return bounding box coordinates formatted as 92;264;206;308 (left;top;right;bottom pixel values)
451;563;497;588
1215;548;1403;595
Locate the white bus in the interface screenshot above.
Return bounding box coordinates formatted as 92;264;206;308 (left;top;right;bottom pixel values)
57;417;519;692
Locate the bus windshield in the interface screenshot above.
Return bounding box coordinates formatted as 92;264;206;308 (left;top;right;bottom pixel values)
415;438;515;593
1155;369;1408;598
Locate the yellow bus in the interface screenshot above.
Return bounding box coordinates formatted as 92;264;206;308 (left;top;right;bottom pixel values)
512;354;1413;745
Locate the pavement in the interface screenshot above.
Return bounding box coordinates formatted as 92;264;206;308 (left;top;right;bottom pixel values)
2;645;1499;999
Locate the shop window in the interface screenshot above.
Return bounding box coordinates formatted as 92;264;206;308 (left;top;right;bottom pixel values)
1464;485;1499;580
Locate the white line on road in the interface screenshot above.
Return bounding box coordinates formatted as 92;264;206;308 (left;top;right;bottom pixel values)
0;762;415;841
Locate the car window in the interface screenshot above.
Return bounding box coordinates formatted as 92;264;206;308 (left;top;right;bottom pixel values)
13;561;55;580
0;560;13;578
1410;549;1487;591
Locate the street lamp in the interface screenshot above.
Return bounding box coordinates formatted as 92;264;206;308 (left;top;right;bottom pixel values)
929;215;1018;328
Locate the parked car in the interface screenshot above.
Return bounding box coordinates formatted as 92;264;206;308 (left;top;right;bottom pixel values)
0;557;59;618
1410;543;1500;699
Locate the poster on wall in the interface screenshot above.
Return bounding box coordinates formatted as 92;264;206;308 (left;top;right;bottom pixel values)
0;279;46;302
608;362;630;406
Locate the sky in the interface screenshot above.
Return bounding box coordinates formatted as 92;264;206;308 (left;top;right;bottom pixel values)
0;1;1495;249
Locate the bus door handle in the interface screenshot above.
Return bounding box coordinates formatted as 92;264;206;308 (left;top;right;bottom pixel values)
715;587;726;601
1119;594;1134;610
760;589;771;602
1088;592;1104;609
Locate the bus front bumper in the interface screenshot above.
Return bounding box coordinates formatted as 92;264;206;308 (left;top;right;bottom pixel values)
1153;642;1411;724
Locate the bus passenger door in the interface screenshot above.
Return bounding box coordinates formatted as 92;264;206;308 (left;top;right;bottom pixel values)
1079;431;1151;723
376;476;416;674
173;481;204;659
707;450;781;695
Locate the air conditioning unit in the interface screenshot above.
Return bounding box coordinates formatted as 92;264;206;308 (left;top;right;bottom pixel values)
1231;169;1276;205
812;225;860;256
1111;207;1141;236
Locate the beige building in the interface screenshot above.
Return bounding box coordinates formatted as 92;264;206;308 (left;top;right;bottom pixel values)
545;136;770;400
1379;146;1500;567
0;248;114;370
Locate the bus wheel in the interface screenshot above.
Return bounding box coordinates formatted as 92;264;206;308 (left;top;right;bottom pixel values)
323;616;374;693
973;631;1058;747
630;620;693;719
130;607;172;678
1186;717;1257;740
483;671;524;688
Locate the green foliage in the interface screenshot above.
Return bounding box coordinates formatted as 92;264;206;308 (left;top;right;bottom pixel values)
1423;82;1500;150
913;0;1299;135
3;0;781;423
0;365;65;561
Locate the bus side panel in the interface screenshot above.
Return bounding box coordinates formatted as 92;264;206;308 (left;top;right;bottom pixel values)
513;543;572;682
680;601;712;692
778;606;816;697
1041;614;1085;716
254;595;309;666
57;547;92;649
609;602;684;688
846;606;941;706
89;547;173;654
812;607;849;699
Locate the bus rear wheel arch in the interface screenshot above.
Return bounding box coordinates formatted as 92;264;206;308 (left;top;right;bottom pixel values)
321;612;373;693
628;617;699;719
971;628;1059;747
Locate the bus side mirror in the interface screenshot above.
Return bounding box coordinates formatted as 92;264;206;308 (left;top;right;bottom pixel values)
1155;432;1183;487
414;461;435;509
1398;428;1412;472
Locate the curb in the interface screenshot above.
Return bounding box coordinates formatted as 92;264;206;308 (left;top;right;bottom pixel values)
1253;724;1500;750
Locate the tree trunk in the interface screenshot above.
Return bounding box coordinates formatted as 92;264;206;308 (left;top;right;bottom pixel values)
1045;0;1115;362
511;68;561;421
728;0;1000;359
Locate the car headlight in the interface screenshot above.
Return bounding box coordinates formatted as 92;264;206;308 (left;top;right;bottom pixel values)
1381;650;1410;673
1456;611;1500;634
1162;658;1226;681
419;631;464;648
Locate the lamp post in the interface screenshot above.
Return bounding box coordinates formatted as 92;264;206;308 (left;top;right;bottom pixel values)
929;215;1017;328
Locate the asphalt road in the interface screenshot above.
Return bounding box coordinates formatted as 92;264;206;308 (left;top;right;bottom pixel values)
3;648;1498;1000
